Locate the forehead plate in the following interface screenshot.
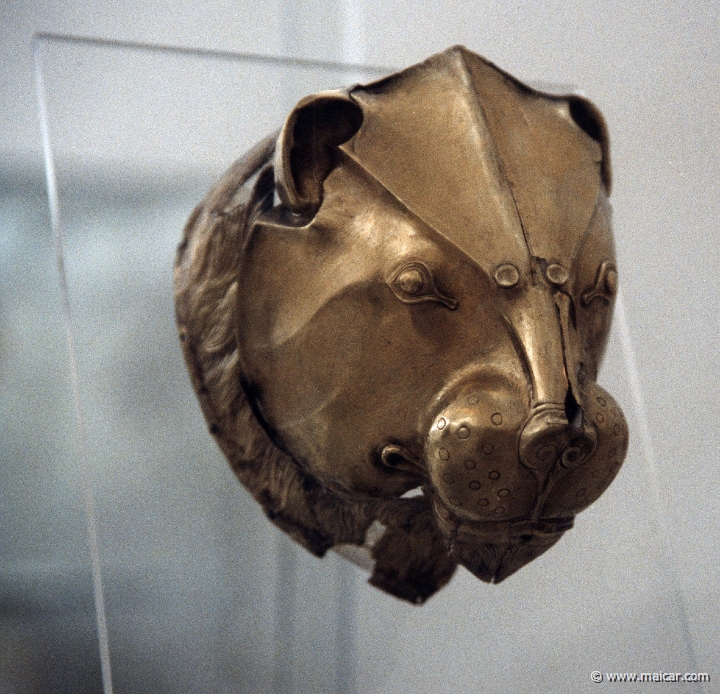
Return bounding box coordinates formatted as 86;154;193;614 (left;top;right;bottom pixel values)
342;46;607;275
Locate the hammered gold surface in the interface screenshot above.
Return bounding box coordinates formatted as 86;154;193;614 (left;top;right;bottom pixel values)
175;46;627;602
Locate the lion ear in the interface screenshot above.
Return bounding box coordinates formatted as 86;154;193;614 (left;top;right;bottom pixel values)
274;90;363;214
566;95;612;193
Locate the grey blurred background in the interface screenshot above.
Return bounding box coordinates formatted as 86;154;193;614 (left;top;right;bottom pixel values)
1;2;718;693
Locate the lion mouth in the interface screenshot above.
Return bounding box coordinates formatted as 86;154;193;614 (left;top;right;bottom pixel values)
433;496;574;582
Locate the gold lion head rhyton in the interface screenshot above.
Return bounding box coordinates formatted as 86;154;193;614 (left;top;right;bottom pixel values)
175;46;628;604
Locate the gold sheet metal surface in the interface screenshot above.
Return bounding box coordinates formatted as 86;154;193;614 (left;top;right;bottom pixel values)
175;46;627;603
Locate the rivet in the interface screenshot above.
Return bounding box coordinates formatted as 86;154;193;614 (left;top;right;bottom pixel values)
489;470;500;480
467;395;480;405
449;497;462;506
437;417;446;430
478;498;489;506
596;413;605;423
546;263;569;285
469;480;481;490
597;396;607;407
576;488;587;497
443;473;455;483
494;264;520;288
464;459;477;470
498;489;510;498
482;443;494;455
491;413;503;426
439;448;450;461
494;507;506;515
613;423;622;435
457;426;470;439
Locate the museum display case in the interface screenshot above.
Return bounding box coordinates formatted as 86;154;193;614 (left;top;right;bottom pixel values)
0;31;705;693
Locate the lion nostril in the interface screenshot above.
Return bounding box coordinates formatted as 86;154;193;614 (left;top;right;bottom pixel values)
560;446;584;468
519;405;597;475
535;444;557;462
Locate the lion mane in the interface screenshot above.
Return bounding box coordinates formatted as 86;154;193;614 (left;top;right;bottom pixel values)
174;134;456;604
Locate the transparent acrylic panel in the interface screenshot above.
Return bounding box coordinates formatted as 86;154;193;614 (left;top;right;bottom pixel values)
33;35;386;694
29;34;702;694
0;166;103;693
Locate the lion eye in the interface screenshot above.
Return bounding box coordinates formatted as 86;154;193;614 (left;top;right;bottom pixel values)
582;260;618;306
389;262;458;310
395;267;426;295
